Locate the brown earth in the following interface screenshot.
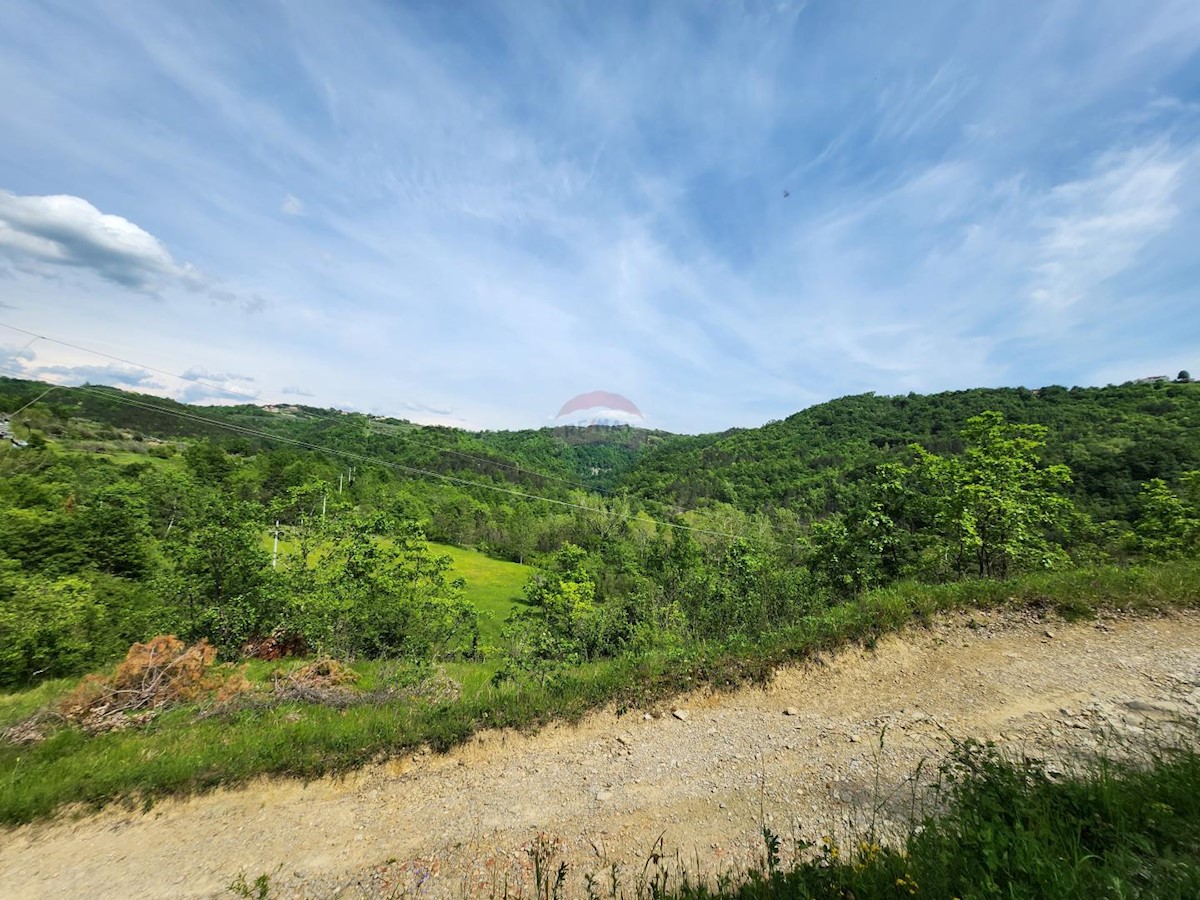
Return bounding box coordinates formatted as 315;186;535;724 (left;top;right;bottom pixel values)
2;608;1198;899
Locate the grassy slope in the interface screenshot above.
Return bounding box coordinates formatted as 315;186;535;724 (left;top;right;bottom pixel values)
428;542;530;644
2;561;1200;825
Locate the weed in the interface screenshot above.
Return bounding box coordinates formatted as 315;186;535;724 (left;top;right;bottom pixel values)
228;870;270;899
643;743;1200;900
527;833;569;900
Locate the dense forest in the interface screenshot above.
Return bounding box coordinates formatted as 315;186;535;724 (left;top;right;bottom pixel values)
622;381;1200;523
1;374;1197;688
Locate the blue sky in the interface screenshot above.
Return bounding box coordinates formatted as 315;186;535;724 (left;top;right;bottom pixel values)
1;0;1198;433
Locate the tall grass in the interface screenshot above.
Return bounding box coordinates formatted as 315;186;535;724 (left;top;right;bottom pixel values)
655;742;1200;899
2;560;1199;825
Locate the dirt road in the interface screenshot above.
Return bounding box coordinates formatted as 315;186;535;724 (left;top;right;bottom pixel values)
3;609;1198;898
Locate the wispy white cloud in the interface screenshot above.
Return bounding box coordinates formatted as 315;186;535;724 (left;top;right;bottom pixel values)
180;366;255;384
1027;143;1188;315
30;363;159;389
174;367;258;404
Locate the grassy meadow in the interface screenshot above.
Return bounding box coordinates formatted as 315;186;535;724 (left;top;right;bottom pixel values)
427;542;532;644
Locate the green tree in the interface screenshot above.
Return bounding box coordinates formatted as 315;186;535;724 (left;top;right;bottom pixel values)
913;412;1074;579
0;566;156;686
81;483;155;578
183;439;234;484
498;543;626;682
1132;474;1199;559
282;512;476;660
807;462;927;597
167;499;271;654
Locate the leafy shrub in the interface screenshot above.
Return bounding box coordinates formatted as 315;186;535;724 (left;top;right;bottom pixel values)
278;514;479;661
0;569;162;687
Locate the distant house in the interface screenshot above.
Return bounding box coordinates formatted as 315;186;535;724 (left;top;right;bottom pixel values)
1135;375;1169;384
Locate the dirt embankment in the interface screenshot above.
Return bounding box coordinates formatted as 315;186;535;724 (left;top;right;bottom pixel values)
3;609;1199;899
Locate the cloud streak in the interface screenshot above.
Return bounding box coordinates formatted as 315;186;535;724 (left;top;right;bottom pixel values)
31;363;159;389
1028;144;1188;315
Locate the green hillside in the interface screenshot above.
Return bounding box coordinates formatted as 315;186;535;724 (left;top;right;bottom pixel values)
3;372;1200;691
3;371;1200;825
619;381;1200;522
0;378;644;495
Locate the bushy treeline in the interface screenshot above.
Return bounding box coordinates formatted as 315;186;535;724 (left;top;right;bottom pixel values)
495;410;1199;683
3;377;1199;690
0;442;488;686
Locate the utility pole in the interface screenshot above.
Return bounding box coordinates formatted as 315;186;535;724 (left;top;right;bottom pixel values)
271;520;281;569
321;492;327;520
338;474;343;494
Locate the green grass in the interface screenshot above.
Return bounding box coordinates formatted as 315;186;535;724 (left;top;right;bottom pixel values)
0;677;76;731
56;442;176;468
428;542;531;643
2;560;1199;825
655;742;1200;899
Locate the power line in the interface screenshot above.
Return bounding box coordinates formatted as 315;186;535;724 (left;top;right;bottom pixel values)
4;385;59;419
0;367;749;541
0;323;595;491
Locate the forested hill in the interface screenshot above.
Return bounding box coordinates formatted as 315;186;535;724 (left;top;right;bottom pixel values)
3;375;1198;523
0;378;665;494
617;381;1200;523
